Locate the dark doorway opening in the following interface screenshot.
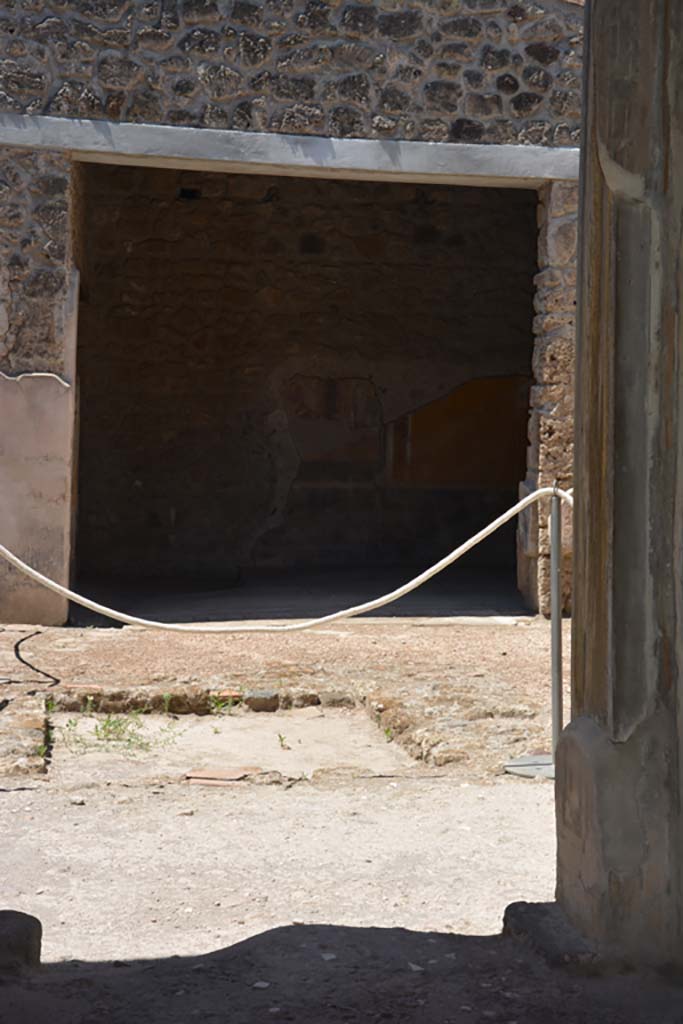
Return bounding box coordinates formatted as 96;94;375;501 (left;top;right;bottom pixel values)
73;165;537;621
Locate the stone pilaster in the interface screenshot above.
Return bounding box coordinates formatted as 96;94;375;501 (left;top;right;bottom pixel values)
0;148;80;624
556;0;683;968
517;180;577;614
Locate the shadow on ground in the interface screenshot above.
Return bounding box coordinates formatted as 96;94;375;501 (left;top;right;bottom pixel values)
3;923;682;1024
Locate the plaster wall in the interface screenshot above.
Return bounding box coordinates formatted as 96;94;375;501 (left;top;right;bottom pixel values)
0;372;74;624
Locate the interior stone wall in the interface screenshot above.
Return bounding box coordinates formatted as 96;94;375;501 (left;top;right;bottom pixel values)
0;0;583;146
75;164;538;582
517;178;576;613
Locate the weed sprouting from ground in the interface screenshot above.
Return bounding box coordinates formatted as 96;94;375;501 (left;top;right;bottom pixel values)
278;732;291;750
209;694;235;716
58;717;83;753
36;722;54;761
59;711;181;757
94;712;148;748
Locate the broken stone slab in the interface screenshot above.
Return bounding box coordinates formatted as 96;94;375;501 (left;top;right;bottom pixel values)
243;690;279;712
318;690;355;708
187;769;294;787
277;690;321;709
185;766;261;784
503;901;598;972
0;911;42;971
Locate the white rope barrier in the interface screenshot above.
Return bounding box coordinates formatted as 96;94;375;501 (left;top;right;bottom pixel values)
0;486;573;634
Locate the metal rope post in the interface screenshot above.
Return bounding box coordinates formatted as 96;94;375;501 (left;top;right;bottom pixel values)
504;488;568;780
550;486;563;757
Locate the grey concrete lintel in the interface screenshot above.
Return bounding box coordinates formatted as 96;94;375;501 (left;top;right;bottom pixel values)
0;112;579;188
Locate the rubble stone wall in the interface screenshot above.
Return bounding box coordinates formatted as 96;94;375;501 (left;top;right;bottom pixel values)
0;146;80;377
0;0;583;145
518;178;577;613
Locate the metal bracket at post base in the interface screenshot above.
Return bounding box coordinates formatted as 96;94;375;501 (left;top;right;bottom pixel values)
504;752;555;780
505;487;564;781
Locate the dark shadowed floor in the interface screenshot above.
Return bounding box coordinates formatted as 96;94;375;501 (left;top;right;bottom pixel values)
4;923;683;1024
70;566;528;626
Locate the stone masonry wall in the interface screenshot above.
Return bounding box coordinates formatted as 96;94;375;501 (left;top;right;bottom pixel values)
75;164;537;581
0;145;80;377
518;178;576;613
0;1;583;145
